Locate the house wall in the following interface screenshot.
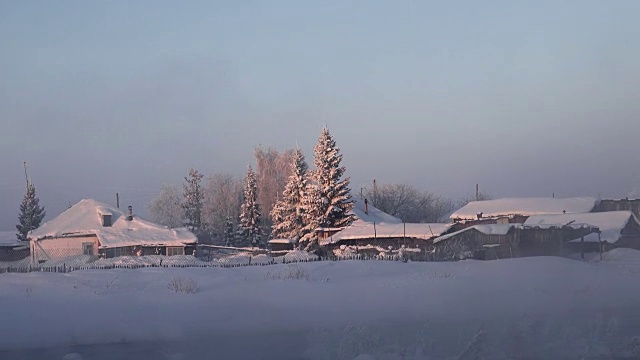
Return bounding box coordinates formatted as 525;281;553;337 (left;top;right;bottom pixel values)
593;199;640;219
32;235;99;262
433;229;518;261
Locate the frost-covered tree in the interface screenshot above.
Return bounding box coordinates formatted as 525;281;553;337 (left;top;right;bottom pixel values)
254;147;295;232
147;184;184;228
224;217;235;247
238;165;263;247
182;168;205;235
270;147;309;241
301;127;355;249
202;173;243;244
16;182;46;241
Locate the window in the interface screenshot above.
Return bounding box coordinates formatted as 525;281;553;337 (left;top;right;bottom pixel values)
82;243;94;256
101;214;112;227
166;247;184;256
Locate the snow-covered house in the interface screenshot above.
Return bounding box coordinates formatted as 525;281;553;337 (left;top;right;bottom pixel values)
0;231;29;262
29;199;197;262
268;238;297;252
318;199;453;258
450;197;599;227
431;221;602;261
524;211;640;252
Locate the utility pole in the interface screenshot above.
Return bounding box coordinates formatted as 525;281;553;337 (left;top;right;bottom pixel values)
116;193;120;208
373;179;377;206
476;184;479;202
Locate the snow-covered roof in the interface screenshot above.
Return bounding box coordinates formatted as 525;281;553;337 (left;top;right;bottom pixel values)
450;197;599;220
268;238;297;244
0;231;22;247
320;222;452;246
29;199;197;248
524;211;640;243
433;224;517;244
350;198;402;226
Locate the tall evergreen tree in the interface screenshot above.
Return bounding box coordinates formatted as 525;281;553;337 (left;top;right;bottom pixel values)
270;147;309;242
238;165;263;247
300;127;355;249
16;182;46;241
182;168;204;235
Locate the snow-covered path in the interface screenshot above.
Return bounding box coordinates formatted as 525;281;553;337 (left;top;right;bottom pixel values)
1;251;640;359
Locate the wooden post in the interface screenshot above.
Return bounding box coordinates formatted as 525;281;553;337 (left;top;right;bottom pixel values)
599;232;603;261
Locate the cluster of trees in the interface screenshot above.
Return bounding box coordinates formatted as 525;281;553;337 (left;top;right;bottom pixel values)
147;127;493;248
148;127;356;249
361;184;492;223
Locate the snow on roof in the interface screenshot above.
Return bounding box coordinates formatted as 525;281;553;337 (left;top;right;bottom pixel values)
350;198;402;226
320;222;452;246
433;224;517;244
524;211;639;243
450;197;599;220
29;199;197;248
0;231;22;247
268;238;297;244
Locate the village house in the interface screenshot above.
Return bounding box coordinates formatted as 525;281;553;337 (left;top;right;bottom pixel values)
431;223;601;261
316;198;453;258
593;198;640;220
449;197;599;229
268;238;297;252
0;231;29;262
524;211;640;253
29;199;197;263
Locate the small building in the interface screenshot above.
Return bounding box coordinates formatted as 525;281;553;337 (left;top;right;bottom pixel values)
449;197;599;229
432;223;600;261
29;199;197;263
319;222;453;259
268;238;297;252
524;211;640;252
0;231;30;262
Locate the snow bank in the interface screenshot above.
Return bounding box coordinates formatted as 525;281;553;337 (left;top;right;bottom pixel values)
451;197;598;220
282;250;318;262
1;255;640;359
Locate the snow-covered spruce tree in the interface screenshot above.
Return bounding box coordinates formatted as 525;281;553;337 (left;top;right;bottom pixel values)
182;168;205;236
224;216;235;247
16;182;46;241
270;147;309;242
300;127;355;250
238;165;263;247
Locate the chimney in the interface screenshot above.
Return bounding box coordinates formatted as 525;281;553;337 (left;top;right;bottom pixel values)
364;198;369;215
127;206;133;221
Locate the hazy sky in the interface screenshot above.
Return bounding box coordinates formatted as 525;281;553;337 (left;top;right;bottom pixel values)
2;1;639;230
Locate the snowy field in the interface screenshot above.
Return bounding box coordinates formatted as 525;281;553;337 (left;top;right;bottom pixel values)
1;250;640;360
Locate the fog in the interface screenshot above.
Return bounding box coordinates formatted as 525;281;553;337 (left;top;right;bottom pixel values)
1;1;639;230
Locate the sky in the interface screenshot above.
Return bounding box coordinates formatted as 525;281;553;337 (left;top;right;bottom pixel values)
1;1;639;230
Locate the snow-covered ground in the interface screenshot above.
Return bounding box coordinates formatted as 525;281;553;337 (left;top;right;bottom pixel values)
1;250;640;359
